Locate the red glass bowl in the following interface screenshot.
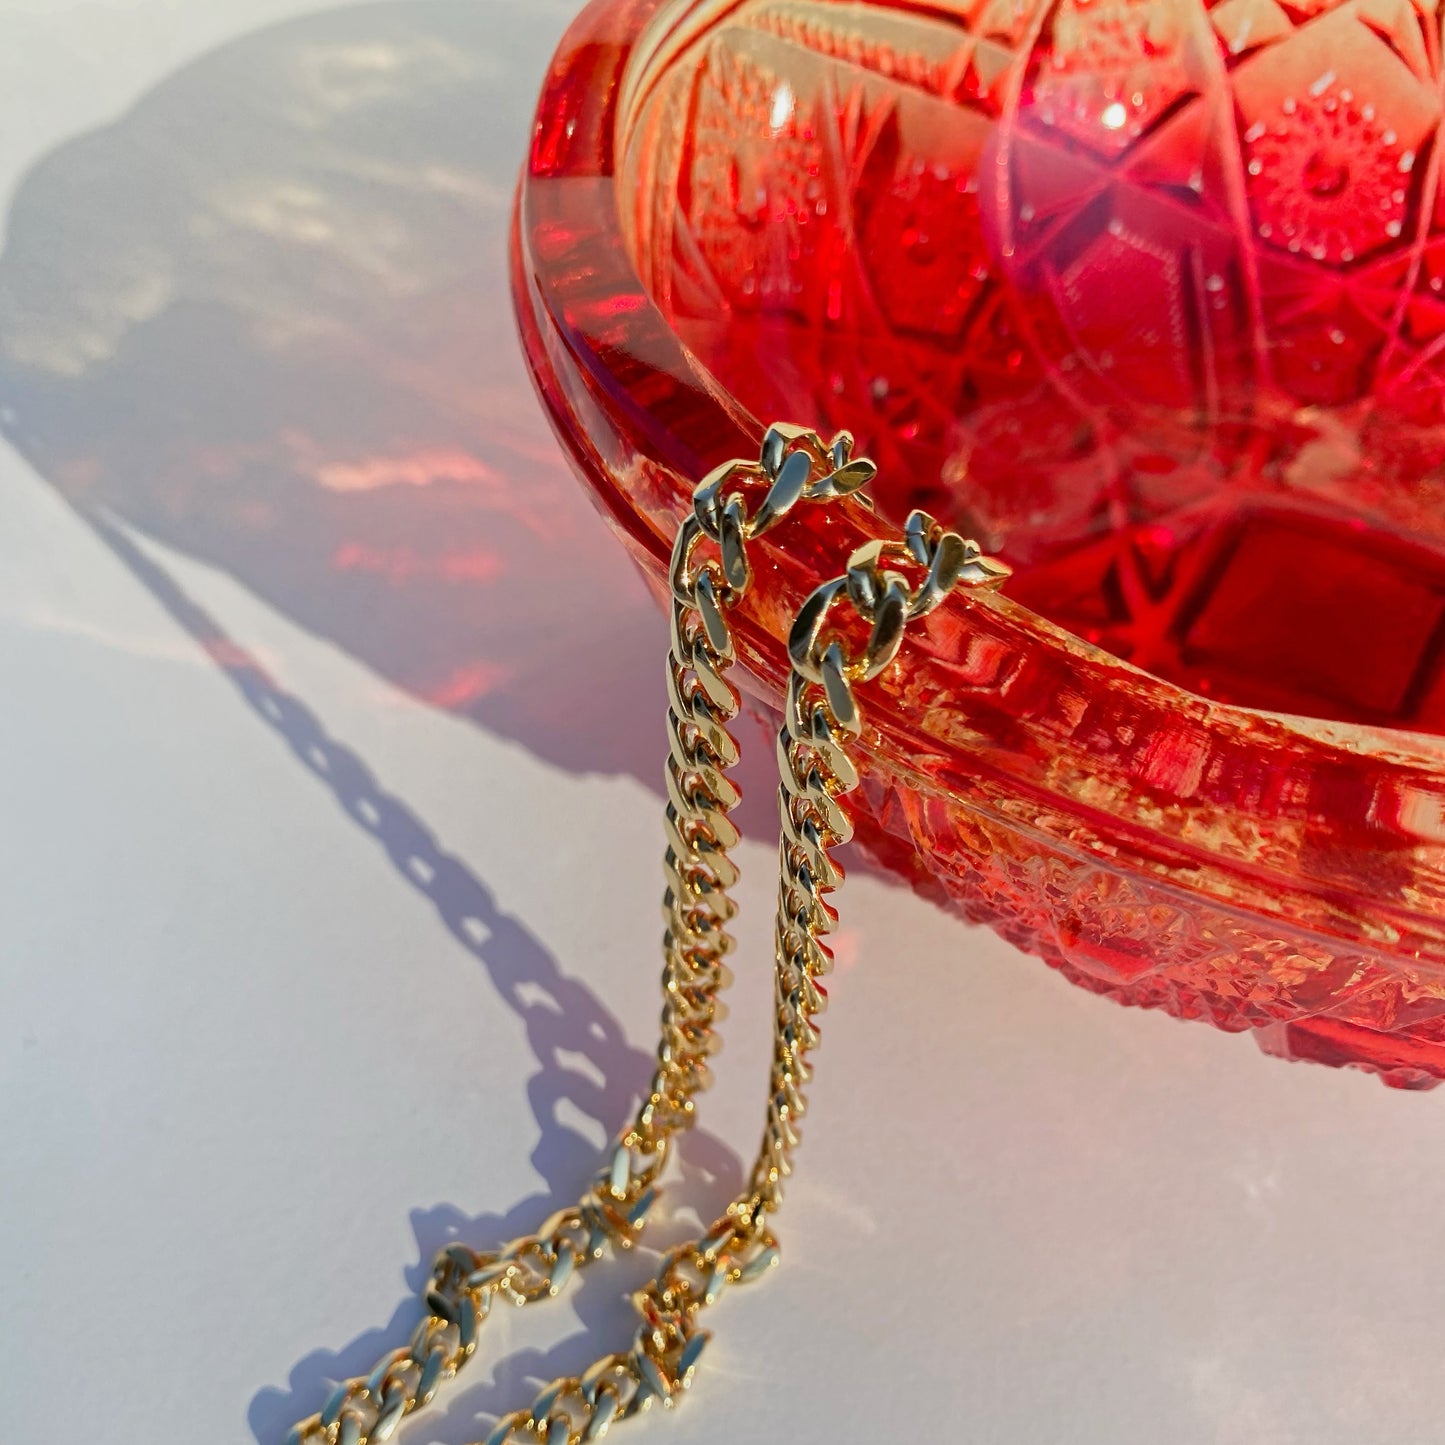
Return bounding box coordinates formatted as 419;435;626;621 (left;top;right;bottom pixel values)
513;0;1445;1087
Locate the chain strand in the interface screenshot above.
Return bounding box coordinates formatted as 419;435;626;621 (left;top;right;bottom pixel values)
284;424;1006;1445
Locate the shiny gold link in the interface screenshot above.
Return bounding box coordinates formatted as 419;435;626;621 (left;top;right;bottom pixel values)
285;424;876;1445
476;494;1010;1445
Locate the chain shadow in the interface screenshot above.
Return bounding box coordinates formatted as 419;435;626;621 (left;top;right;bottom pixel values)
0;1;855;1429
81;512;743;1442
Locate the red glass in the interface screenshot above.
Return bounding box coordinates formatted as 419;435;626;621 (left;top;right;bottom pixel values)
514;0;1445;1085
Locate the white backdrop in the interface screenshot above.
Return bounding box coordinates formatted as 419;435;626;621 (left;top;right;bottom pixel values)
3;4;1444;1443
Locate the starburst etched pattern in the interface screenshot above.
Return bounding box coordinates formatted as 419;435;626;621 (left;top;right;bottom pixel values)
1246;90;1412;263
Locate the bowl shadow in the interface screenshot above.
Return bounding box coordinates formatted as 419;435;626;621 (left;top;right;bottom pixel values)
0;0;665;787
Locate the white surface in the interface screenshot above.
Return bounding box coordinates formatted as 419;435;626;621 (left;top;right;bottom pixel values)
3;4;1445;1443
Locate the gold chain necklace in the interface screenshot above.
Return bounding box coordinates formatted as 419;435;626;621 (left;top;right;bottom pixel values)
286;423;1009;1445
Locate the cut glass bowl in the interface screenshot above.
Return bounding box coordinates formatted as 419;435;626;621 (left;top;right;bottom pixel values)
513;0;1445;1087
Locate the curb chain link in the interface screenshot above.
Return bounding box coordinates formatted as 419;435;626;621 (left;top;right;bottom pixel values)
285;424;1006;1445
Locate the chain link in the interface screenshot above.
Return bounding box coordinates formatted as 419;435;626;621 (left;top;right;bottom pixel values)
285;424;1007;1445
